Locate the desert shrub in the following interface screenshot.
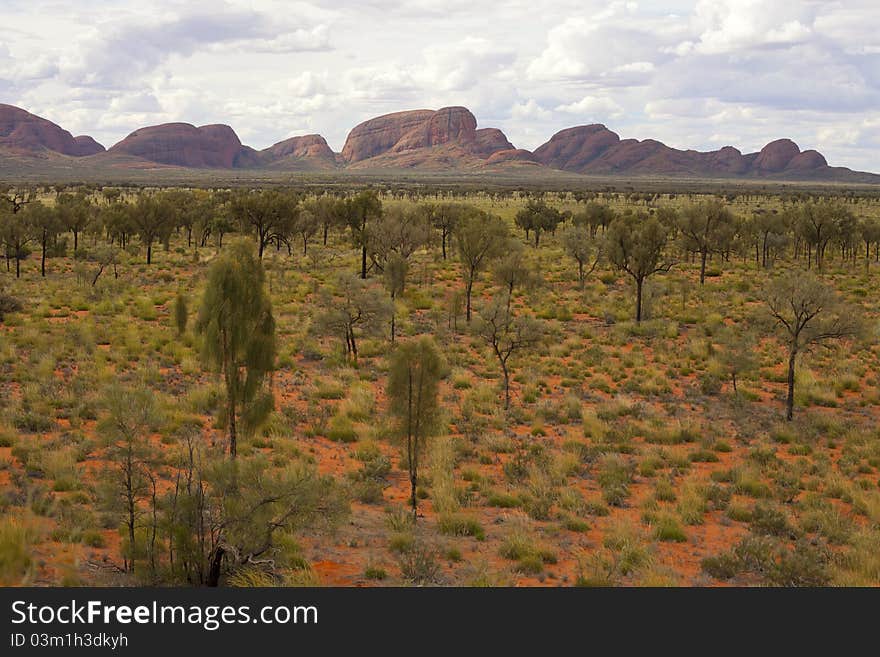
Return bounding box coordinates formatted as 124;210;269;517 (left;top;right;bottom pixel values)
315;381;346;400
430;436;459;516
701;553;740;580
364;564;388;580
653;515;687;542
524;468;557;520
326;415;358;443
706;483;732;510
653;478;677;502
577;522;651;586
749;503;795;538
597;455;634;506
340;384;375;421
437;514;485;540
397;541;441;585
386;506;414;532
353;480;384;504
0;515;39;585
388;532;415;553
799;507;853;544
833;530;880;585
563;517;590;533
676;481;708;525
486;491;521;508
766;540;832;587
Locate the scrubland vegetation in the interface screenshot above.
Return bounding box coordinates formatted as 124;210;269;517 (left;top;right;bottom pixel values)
0;182;879;587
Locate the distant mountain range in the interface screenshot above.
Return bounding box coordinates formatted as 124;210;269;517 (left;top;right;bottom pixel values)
1;102;877;183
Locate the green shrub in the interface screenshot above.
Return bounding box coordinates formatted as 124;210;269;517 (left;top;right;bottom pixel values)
653;516;687;542
437;514;485;540
327;415;358;443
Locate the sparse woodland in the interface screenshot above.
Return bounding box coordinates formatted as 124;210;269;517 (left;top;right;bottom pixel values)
1;182;879;587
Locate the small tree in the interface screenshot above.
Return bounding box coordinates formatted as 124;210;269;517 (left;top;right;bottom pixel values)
605;213;673;323
97;385;161;573
474;296;542;409
367;204;432;273
196;240;276;457
56;191;92;253
315;275;391;363
493;242;541;305
174;291;188;336
797;202;849;270
860;218;880;270
384;252;408;342
515;199;565;247
573;201;616;236
231;189;297;259
24;201;60;277
430;202;463;259
305;195;345;246
80;244;121;287
763;271;862;420
560;224;600;289
1;205;34;278
344;191;382;279
387;337;445;521
164;442;347;587
677;200;735;284
131;194;175;264
454;208;508;322
717;328;758;395
292;207;318;256
0;287;22;323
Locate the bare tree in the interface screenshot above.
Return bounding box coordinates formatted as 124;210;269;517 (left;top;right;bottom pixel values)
97;385;161;573
763;271;863;420
560;224;600;289
474;295;542;409
315;274;391;363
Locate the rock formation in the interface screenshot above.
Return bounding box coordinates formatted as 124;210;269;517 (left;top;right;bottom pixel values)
0;103;104;156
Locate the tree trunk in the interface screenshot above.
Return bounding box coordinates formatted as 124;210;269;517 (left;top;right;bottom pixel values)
699;249;707;285
206;546;225;587
361;244;367;279
786;348;797;421
146;241;153;265
635;277;643;323
227;391;237;458
41;230;47;277
465;279;474;322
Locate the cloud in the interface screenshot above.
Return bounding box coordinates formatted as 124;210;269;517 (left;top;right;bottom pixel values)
685;0;815;55
2;1;879;171
418;38;515;92
511;99;551;121
59;6;332;89
555;95;623;119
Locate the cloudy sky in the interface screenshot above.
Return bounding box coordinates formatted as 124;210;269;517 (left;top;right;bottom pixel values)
1;0;878;169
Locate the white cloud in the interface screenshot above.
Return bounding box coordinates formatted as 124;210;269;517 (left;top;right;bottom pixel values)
555;96;623;119
1;0;878;170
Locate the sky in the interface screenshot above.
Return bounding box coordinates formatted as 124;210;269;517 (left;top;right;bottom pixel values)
1;0;878;170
